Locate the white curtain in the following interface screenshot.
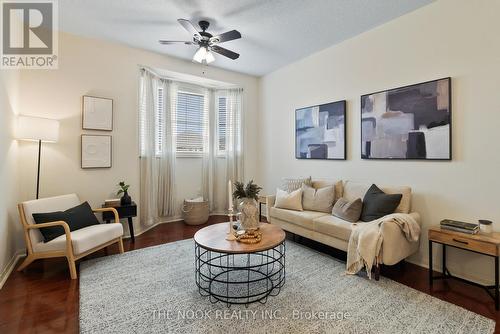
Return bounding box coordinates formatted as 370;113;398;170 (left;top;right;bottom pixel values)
139;69;176;226
202;88;217;211
201;88;244;212
224;88;244;208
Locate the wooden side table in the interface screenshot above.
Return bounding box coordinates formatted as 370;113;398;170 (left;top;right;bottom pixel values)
102;202;137;243
428;227;500;309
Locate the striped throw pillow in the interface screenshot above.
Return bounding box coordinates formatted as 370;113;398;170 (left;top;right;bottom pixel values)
280;177;312;193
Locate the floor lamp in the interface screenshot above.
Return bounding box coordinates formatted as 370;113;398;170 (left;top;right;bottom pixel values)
16;116;60;199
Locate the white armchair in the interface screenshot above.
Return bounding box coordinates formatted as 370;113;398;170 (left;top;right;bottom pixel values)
17;194;124;279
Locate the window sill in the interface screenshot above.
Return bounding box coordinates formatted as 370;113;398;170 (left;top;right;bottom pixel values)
140;153;227;159
176;153;203;158
176;155;227;159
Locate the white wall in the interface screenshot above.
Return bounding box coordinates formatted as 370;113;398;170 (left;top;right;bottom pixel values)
17;32;259;238
0;69;23;287
258;0;500;283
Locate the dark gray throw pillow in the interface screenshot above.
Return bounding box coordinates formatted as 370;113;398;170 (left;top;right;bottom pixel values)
32;201;100;242
360;184;402;222
332;197;363;222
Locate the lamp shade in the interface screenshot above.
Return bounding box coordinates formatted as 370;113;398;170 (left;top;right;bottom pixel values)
16;116;60;142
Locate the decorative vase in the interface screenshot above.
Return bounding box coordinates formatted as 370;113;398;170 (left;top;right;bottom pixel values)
237;197;259;231
120;190;132;205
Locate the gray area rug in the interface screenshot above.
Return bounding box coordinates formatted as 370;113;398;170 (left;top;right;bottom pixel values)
80;239;495;333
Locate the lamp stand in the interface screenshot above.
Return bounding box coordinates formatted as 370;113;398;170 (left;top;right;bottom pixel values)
36;139;41;199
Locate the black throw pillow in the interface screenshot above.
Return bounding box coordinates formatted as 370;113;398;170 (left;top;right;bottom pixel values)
32;202;100;242
31;211;67;242
360;184;402;222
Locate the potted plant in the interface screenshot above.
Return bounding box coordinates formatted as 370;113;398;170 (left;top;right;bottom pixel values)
117;181;132;205
233;180;262;231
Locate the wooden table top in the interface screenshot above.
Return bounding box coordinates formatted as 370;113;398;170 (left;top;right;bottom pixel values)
429;227;500;245
194;222;285;254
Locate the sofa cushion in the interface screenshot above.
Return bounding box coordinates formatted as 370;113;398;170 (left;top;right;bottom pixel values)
33;223;123;255
343;181;411;214
360;184;402;222
311;180;343;201
275;188;303;211
270;207;328;230
302;184;335;213
332;197;363;222
313;215;354;241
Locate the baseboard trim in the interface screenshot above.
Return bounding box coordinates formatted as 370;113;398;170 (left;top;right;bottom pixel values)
132;216;183;238
405;257;492;286
0;250;25;290
132;213;227;238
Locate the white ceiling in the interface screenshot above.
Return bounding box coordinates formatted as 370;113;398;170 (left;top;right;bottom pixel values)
59;0;434;76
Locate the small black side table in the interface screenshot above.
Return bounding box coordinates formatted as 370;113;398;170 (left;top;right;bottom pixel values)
102;202;137;243
257;195;267;222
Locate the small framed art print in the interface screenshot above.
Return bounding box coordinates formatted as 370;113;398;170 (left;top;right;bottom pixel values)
81;135;112;168
82;95;113;131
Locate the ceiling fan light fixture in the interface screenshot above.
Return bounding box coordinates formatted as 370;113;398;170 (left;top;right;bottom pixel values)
193;46;215;64
205;50;215;64
193;46;207;63
162;19;241;63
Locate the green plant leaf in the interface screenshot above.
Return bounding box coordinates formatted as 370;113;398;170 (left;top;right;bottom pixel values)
232;180;261;200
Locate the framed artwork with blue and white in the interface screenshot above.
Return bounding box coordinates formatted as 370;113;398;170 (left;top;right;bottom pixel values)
295;100;346;160
361;77;451;160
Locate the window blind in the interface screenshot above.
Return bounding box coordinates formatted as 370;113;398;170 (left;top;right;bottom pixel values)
175;91;206;155
217;96;227;153
155;87;164;156
139;76;241;159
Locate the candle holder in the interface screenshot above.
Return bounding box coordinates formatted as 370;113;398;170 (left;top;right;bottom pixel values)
225;208;237;241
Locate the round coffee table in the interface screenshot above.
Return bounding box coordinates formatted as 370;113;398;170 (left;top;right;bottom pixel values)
194;222;286;306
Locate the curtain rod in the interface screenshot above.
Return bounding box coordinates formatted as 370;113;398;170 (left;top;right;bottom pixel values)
139;65;243;91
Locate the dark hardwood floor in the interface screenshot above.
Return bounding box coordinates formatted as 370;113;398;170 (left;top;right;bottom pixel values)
0;215;498;333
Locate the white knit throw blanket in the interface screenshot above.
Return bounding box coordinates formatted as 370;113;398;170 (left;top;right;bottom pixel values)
346;213;420;279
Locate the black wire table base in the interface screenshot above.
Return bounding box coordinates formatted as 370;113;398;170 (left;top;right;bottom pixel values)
195;241;286;307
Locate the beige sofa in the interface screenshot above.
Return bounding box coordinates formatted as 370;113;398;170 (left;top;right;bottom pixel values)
267;180;420;270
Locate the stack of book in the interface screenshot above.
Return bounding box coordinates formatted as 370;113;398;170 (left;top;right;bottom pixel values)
440;219;479;234
104;199;121;207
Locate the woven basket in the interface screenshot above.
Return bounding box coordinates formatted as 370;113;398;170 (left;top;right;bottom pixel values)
182;199;209;225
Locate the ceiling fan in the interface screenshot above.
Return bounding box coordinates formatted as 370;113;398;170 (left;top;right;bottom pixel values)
159;19;241;64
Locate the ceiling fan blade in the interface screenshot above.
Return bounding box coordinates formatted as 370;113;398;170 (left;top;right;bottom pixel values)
177;19;201;40
210;45;239;60
210;30;241;44
159;40;194;45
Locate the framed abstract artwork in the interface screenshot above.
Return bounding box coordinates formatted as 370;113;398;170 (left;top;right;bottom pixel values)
361;77;451;160
81;135;112;168
295;100;346;160
82;95;113;131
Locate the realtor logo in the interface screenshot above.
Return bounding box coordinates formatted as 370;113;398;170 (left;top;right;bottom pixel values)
1;0;58;69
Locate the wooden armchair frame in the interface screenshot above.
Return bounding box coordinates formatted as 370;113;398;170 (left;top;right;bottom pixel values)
17;205;124;279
